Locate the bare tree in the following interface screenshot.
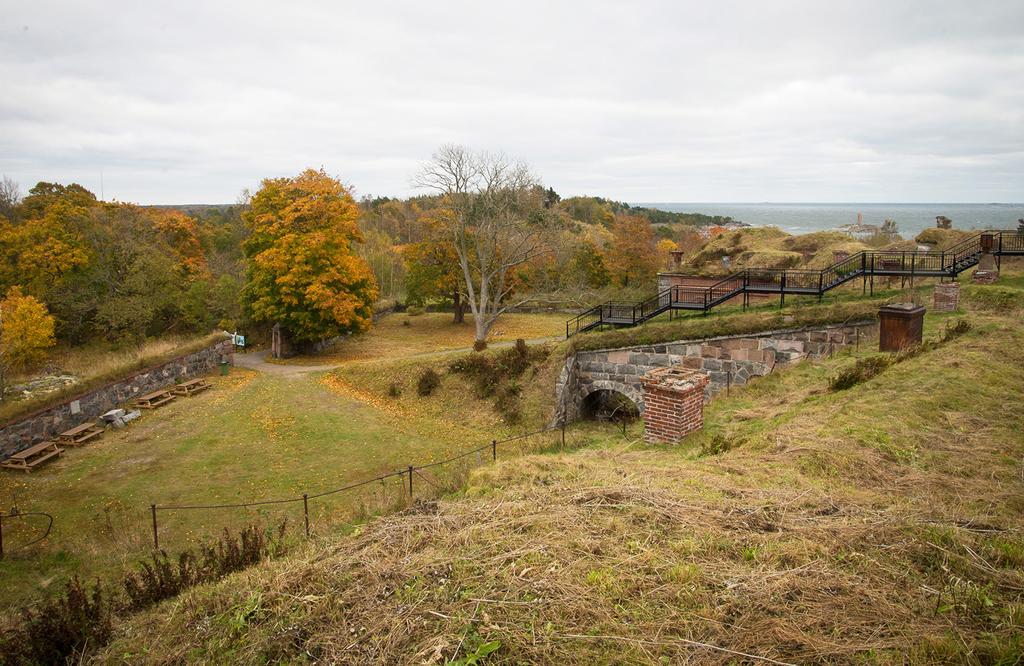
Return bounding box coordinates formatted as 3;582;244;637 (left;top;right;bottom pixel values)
414;145;549;348
0;175;21;222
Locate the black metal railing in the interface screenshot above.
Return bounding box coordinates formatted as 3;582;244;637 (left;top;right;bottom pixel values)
566;229;1021;336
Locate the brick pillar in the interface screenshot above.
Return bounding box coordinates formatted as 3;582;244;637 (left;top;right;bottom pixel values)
933;282;960;312
640;367;709;444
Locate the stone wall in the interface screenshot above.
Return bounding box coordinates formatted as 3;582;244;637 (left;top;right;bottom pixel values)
554;321;877;424
0;338;233;459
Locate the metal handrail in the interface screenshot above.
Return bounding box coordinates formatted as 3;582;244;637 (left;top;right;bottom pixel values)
566;230;1017;336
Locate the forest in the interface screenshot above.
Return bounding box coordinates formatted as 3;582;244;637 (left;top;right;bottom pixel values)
0;168;730;354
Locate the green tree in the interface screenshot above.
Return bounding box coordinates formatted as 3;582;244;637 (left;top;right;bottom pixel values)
241;169;378;345
568;241;610;288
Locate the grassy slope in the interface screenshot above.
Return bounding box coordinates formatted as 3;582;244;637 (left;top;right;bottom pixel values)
95;301;1024;663
0;369;499;609
283;312;567;364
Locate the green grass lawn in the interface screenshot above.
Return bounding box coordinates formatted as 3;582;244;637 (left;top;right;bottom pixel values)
0;367;507;609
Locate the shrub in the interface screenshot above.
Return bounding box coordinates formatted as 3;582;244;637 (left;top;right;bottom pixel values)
416;368;441;396
402;319;411;327
829;356;891;391
472;339;487;351
941;318;971;342
123;523;286;611
2;577;113;665
448;340;549;414
700;434;734;457
387;382;402;397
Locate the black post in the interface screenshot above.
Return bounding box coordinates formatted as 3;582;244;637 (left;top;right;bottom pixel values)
561;423;566;450
303;493;310;538
727;370;732;396
491;439;497;461
150;504;159;551
0;513;4;559
779;272;786;308
407;465;414;496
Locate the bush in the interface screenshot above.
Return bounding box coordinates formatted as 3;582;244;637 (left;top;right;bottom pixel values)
472;339;487;351
416;369;441;396
829;356;891;391
1;577;113;665
448;340;549;414
123;523;286;611
941;319;971;342
387;382;402;397
699;434;734;457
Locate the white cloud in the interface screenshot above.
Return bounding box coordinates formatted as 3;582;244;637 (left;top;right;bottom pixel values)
0;0;1021;203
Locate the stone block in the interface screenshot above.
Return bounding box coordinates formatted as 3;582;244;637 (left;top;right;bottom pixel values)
607;351;630;364
700;345;721;359
775;340;804;353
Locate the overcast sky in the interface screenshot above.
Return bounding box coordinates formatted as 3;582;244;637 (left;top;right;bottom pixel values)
1;1;1022;204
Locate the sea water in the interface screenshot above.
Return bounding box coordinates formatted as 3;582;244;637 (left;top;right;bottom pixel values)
637;203;1024;237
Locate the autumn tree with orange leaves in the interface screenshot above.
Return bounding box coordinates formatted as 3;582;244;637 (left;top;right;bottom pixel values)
605;215;658;287
241;169;378;346
0;287;56;401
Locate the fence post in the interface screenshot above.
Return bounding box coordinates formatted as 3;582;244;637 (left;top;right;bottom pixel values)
407;465;414;497
0;513;4;559
150;504;159;551
303;493;310;538
561;422;566;450
727;370;732;396
491;439;497;461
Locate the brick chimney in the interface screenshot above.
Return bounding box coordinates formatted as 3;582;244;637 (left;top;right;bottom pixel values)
640;366;709;443
670;250;684;271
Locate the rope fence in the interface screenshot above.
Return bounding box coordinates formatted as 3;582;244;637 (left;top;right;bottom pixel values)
149;423;568;550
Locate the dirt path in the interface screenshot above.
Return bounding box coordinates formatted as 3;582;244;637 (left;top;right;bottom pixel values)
234;336;562;376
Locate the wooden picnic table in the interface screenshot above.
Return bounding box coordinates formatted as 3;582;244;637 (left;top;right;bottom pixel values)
57;422;105;446
173;377;212;397
1;441;63;473
136;389;176;409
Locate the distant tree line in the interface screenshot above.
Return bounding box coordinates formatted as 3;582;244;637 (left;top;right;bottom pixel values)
0;160;735;355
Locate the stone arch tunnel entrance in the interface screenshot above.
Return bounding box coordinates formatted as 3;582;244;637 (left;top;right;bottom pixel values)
581;388;640;423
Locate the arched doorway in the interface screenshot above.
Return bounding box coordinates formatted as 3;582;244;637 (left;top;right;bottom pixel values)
581;388;640;423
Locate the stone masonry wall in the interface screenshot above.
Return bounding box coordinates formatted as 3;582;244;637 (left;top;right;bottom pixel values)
554;321;877;424
0;338;234;459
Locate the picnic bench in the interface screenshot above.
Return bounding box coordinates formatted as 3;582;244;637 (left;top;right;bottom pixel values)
136;389;176;409
173;378;211;397
57;422;104;446
1;441;64;473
